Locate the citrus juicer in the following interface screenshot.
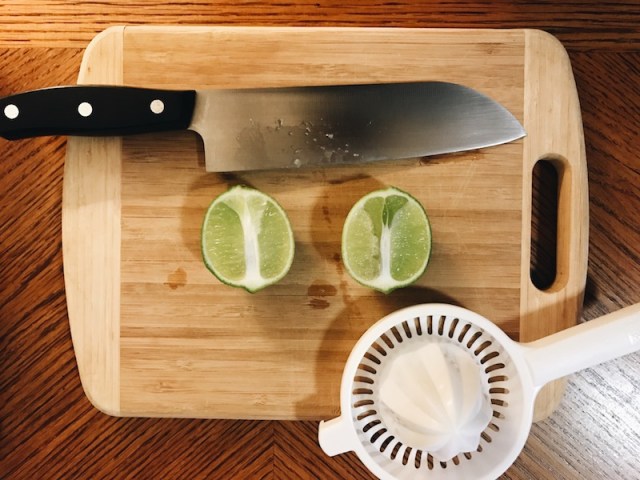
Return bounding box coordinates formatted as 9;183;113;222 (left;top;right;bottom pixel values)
318;303;640;480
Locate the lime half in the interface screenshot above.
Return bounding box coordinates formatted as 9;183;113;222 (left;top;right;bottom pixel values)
201;185;294;293
342;186;432;293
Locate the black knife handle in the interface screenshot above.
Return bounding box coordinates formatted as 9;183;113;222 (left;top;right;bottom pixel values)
0;85;196;140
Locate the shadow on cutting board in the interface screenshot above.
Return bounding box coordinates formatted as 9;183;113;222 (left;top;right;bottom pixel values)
295;286;463;420
293;177;464;419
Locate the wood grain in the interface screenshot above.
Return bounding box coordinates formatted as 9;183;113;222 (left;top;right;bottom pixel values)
1;2;640;479
62;26;124;417
60;26;587;421
520;29;589;421
0;1;639;51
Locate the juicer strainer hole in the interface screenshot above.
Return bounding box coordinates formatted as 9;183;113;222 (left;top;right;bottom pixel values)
354;375;374;385
492;410;505;419
363;419;381;432
364;352;381;365
438;315;446;335
448;317;460;338
427;315;433;334
467;331;483;349
481;432;493;443
463;452;473;460
488;422;500;432
402;447;413;466
413;317;422;335
486;362;506;373
357;409;377;421
480;350;500;364
379;435;395;452
474;340;492;356
353;387;373;395
414;449;423;468
451;455;461;466
391;326;403;343
491;398;507;407
380;333;394;349
458;323;471;342
370;427;387;442
372;342;387;356
402;320;412;338
353;399;374;408
427;454;434;470
390;441;403;460
489;386;509;394
488;375;509;384
358;363;377;375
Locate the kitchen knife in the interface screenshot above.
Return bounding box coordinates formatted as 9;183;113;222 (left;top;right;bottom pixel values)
0;82;525;172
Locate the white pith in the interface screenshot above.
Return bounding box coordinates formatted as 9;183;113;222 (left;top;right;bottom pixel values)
238;192;264;291
344;188;429;292
205;186;293;292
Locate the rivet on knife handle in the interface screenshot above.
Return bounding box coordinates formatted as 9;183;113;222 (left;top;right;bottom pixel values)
0;86;196;140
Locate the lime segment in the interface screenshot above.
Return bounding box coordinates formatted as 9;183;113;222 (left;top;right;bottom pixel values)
201;186;294;292
342;186;432;293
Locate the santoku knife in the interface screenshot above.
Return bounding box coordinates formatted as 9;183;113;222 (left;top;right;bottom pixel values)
0;82;525;172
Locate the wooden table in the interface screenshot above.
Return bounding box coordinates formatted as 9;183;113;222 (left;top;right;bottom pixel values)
1;2;639;479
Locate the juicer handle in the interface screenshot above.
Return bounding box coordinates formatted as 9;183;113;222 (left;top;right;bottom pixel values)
524;302;640;388
318;415;357;456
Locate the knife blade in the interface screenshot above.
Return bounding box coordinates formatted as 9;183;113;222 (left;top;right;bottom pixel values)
0;82;525;172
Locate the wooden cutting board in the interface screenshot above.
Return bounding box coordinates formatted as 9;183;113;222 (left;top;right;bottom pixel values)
61;26;587;421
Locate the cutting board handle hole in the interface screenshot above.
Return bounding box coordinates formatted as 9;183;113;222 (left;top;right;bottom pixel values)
530;158;560;290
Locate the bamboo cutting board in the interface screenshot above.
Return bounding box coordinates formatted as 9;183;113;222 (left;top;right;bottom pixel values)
62;26;587;421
